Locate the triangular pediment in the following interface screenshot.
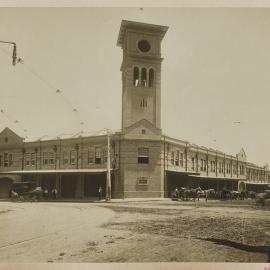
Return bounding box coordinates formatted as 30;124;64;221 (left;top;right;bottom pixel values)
0;127;24;147
237;148;247;162
123;119;162;139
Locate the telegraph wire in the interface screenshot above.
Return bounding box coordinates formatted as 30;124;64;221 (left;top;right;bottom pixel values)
0;13;136;136
20;61;85;132
21;61;56;94
0;45;85;133
0;13;135;136
0;46;28;137
0;108;28;138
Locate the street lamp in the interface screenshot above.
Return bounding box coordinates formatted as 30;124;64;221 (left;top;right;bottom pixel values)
0;40;17;66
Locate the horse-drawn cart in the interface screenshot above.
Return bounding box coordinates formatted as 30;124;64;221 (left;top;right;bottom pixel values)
10;183;43;202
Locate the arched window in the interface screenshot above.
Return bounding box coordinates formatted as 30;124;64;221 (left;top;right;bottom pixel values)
149;68;154;87
141;68;147;87
133;67;139;86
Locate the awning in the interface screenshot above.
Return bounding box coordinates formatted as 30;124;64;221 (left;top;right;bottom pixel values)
166;170;200;176
190;175;239;181
0;169;111;174
246;182;270;186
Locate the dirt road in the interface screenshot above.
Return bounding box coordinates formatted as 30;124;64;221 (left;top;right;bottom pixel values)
0;200;269;262
0;202;114;262
94;200;270;262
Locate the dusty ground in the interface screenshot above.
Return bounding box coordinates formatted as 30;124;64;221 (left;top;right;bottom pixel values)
0;200;269;262
0;202;115;262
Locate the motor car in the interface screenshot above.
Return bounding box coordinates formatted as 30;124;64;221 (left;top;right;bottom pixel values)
255;191;270;206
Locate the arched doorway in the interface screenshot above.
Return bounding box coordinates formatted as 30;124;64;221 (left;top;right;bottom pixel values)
238;181;246;192
0;177;13;198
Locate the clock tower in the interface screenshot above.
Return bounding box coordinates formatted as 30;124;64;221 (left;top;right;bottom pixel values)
117;20;168;133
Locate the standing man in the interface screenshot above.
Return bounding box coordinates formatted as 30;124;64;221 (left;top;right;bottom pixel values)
175;187;179;198
54;188;58;200
98;186;103;201
44;189;49;200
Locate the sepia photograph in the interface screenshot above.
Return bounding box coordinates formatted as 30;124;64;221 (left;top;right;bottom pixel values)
0;2;270;266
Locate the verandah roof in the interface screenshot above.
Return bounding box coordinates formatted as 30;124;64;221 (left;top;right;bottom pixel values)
0;169;111;174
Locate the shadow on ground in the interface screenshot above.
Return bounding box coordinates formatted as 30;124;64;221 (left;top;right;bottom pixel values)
198;237;270;262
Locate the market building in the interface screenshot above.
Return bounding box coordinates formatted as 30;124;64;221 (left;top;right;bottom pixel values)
0;20;269;199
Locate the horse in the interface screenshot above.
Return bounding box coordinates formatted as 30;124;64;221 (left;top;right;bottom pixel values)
29;187;43;202
230;190;241;200
203;189;216;201
220;189;231;200
10;190;24;202
182;187;202;201
10;190;19;201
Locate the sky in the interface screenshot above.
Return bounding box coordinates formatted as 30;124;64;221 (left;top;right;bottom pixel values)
0;7;270;165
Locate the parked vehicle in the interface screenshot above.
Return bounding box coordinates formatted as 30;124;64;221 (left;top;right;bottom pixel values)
10;182;36;197
247;191;256;199
256;190;270;206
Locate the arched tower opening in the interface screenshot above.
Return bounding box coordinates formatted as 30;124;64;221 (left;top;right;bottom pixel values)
133;67;139;86
117;20;168;130
149;68;154;88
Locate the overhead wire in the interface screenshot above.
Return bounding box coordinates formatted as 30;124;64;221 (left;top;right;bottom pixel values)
0;44;85;133
0;46;28;137
0;108;28;138
1;9;143;137
20;60;84;131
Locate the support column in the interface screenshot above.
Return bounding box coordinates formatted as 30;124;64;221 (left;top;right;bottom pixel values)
206;151;209;176
185;145;188;172
36;175;42;187
81;174;85;198
56;175;61;198
75;174;84;199
164;171;168;198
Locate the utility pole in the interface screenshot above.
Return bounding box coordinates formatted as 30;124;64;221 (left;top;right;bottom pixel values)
106;129;111;201
0;40;17;65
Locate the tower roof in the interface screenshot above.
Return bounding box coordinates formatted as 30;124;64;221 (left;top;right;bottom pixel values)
117;20;168;47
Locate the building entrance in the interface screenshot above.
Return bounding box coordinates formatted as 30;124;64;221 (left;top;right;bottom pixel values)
41;174;56;191
84;173;106;198
0;177;13;198
61;175;77;198
166;172;193;198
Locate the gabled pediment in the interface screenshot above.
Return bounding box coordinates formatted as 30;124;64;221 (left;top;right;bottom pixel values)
0;127;24;146
237;148;247;162
122;119;162;139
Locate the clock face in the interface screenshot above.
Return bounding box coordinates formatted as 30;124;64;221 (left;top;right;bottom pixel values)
137;39;151;53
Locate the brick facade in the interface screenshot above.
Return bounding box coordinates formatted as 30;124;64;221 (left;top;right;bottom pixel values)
0;20;269;199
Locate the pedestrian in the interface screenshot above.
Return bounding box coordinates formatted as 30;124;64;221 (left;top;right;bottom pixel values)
98;186;102;200
54;188;58;200
44;189;48;200
175;187;179;198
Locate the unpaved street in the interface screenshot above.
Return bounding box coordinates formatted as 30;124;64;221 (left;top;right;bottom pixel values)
0;202;114;262
0;200;269;262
